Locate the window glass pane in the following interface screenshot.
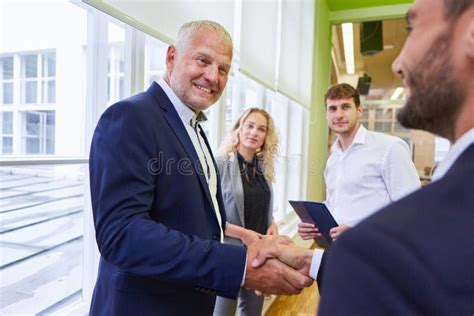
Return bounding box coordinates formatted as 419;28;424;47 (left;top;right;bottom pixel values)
3;82;13;104
375;108;392;120
119;57;125;73
374;121;392;133
24;112;40;136
46;111;55;154
223;77;234;132
44;80;56;103
43;52;56;77
119;77;124;100
361;108;369;120
2;136;13;154
2;111;13;134
21;111;55;155
1;56;14;79
107;20;125;104
26;137;40;154
144;34;167;86
25;81;37;103
107;44;125;103
23;55;38;78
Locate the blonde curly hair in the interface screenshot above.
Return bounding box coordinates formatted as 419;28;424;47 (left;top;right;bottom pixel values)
218;108;279;182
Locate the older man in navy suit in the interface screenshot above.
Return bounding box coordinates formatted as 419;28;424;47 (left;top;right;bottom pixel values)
89;20;311;316
253;0;474;314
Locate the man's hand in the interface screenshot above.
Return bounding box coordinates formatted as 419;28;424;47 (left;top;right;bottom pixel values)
251;238;314;276
266;221;278;236
244;236;312;296
297;222;321;240
329;224;350;241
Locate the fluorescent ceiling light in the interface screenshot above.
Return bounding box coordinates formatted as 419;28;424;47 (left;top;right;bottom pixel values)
390;87;404;100
342;23;355;74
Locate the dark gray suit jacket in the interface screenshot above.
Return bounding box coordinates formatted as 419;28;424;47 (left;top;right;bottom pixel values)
216;152;274;245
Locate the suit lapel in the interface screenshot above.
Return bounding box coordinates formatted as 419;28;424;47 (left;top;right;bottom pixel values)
147;83;215;213
229;153;245;226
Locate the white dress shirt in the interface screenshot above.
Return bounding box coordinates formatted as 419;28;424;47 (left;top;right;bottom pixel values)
157;78;223;241
310;125;421;279
325;125;420;227
432;128;474;181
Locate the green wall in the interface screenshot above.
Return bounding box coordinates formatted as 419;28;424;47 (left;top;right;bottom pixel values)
327;0;413;11
306;0;332;202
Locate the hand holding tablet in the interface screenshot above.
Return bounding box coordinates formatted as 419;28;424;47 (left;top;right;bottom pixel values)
289;201;338;246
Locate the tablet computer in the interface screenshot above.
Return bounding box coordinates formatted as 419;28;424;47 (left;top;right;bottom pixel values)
289;200;338;246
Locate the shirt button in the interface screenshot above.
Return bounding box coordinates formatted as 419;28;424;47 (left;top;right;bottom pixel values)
212;233;220;241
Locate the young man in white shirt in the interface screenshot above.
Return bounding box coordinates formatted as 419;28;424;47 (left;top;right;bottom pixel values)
254;1;473;311
298;83;421;287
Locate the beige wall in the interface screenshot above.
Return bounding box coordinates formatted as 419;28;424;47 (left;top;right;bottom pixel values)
410;130;435;172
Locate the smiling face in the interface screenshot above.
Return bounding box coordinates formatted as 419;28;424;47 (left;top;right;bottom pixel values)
238;112;268;154
392;0;474;140
165;28;232;112
326;98;362;136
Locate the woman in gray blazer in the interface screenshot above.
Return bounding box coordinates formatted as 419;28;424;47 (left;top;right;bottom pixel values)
213;108;279;316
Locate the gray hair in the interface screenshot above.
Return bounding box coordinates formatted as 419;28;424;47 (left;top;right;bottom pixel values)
175;20;233;53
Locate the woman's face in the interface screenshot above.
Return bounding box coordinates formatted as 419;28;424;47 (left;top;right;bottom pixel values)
238;112;268;153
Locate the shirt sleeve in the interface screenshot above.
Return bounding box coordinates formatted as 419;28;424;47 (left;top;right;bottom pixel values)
309;248;325;279
382;139;421;202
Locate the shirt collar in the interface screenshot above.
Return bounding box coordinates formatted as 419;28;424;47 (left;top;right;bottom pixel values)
331;124;367;153
432;128;474;181
156;77;206;126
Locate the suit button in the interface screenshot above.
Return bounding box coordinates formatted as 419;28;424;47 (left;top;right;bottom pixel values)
212;233;220;241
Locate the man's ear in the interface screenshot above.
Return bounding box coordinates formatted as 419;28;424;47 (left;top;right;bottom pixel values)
166;45;177;71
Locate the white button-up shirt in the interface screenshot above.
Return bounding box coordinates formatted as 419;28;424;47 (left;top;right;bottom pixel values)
310;125;421;279
325;125;421;227
157;78;223;241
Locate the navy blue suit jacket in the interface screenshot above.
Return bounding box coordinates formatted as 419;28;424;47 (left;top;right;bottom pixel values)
319;145;474;315
89;82;246;316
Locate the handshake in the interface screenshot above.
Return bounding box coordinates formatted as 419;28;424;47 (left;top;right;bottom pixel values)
243;235;315;296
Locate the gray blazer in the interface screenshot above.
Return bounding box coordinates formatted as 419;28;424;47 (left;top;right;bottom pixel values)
216;152;274;246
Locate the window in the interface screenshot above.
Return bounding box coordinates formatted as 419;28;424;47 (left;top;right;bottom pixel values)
266;92;289;222
20;52;56;105
1;56;14;104
360;107;369;129
107;22;125;104
0;1;87;314
1;111;13;154
374;108;393;133
21;110;55;154
144;34;167;86
42;52;56;103
1;51;58;156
